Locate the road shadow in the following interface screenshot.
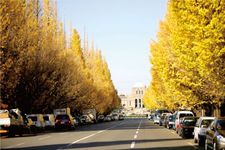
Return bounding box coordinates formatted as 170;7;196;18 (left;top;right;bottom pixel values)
2;138;199;150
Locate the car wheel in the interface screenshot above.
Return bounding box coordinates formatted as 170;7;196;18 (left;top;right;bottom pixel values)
194;137;197;143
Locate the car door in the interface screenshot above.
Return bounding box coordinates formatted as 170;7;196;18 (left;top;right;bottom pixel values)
194;118;201;140
206;120;216;148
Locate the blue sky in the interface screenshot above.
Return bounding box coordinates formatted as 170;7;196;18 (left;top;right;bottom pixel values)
58;0;168;94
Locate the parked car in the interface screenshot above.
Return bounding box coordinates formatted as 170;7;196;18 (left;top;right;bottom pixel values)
153;115;161;124
112;113;119;121
193;117;215;146
177;116;198;138
175;111;194;132
27;114;45;132
43;114;55;130
97;115;105;122
159;113;171;126
104;115;112;122
80;115;92;124
73;116;82;126
148;113;155;120
164;114;175;129
55;114;75;130
119;114;125;120
205;117;225;150
0;109;25;136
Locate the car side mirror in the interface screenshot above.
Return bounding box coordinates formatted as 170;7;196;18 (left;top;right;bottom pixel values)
201;125;207;128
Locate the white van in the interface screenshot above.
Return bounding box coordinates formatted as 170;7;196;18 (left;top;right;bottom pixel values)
175;111;194;132
43;114;55;129
27;114;45;131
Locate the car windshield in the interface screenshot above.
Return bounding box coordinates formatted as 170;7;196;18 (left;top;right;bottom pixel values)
29;116;37;121
169;116;173;121
201;119;213;127
217;120;225;130
180;113;193;118
182;118;197;126
43;116;50;121
56;115;69;120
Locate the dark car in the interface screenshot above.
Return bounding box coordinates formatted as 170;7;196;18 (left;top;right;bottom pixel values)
97;115;105;122
55;114;75;130
159;113;171;126
205;117;225;150
177;116;198;138
164;114;175;129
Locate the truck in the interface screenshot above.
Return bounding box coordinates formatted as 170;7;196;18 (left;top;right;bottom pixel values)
82;109;97;123
0;109;25;136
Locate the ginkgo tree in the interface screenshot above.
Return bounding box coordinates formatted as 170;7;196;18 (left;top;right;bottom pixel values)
0;0;120;115
144;0;225;111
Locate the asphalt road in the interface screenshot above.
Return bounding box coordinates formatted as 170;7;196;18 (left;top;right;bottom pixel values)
1;119;200;150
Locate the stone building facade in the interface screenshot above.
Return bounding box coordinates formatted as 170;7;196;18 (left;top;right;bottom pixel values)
120;83;148;115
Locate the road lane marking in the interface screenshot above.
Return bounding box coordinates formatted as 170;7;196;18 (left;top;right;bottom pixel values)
5;143;24;148
69;133;96;146
130;120;142;149
131;142;135;149
57;122;125;150
38;136;51;140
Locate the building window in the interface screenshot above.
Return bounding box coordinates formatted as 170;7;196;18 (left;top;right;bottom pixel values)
135;99;138;108
139;99;142;108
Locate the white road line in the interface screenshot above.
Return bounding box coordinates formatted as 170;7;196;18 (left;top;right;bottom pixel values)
57;122;124;150
5;143;25;148
131;142;135;149
38;136;51;140
68;133;96;146
130;120;142;149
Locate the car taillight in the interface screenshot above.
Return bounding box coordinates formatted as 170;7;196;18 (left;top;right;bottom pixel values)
55;119;60;123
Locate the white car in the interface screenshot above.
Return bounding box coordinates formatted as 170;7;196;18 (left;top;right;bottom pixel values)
193;116;215;146
27;114;45;131
43;114;55;129
175;111;194;132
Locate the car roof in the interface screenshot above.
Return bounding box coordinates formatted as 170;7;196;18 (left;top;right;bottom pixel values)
199;117;215;120
177;111;193;114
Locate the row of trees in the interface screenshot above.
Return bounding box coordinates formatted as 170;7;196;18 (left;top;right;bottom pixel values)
144;0;225;110
0;0;120;114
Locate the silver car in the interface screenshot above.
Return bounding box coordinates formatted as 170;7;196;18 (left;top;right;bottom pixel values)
205;117;225;150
